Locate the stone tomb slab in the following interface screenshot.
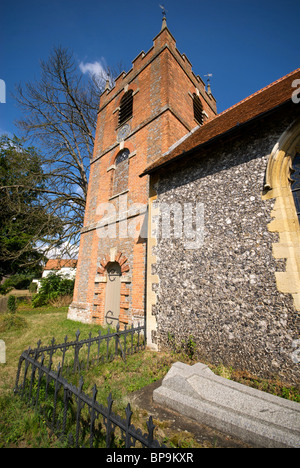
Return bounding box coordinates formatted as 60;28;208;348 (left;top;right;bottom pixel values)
153;362;300;448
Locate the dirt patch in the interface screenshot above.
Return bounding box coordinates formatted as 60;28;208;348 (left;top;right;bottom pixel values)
129;380;253;448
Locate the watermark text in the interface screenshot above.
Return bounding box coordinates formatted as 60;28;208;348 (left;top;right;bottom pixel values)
292;79;300;104
0;79;6;103
95;194;205;250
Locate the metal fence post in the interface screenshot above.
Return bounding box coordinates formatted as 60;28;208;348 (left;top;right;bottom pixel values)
89;384;98;448
73;330;81;373
75;376;84;448
105;393;114;447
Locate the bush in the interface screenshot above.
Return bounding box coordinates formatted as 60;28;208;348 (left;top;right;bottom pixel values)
28;282;38;293
7;295;17;314
0;283;13;296
0;274;35;293
48;294;73;307
32;274;74;308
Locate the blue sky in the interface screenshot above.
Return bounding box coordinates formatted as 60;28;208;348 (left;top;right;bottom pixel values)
1;0;299;137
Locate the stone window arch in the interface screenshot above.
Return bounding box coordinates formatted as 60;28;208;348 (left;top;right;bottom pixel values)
112;148;130;196
263;119;300;311
291;153;300;223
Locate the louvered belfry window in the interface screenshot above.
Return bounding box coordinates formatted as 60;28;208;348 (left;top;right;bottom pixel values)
118;90;133;126
291;153;300;223
193;93;203;125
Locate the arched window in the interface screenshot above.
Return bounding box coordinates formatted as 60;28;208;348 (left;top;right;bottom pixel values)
115;148;130;166
113;148;129;196
291;153;300;223
193;93;203;125
118;90;133;126
263;120;300;312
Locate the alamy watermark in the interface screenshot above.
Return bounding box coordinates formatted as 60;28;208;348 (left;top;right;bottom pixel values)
95;194;205;250
292;79;300;104
0;79;6;103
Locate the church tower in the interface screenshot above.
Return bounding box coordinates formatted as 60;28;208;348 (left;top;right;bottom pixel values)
68;18;217;327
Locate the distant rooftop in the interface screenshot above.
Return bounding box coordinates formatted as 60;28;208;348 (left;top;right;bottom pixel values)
44;259;77;270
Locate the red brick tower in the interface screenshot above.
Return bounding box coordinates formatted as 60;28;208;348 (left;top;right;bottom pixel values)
68;18;217;327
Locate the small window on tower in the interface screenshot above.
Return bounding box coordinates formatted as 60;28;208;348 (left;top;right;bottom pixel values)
115;148;130;165
291;153;300;224
118;90;133;126
193;93;204;125
112;148;130;196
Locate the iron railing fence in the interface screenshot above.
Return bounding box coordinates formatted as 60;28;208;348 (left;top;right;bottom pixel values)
14;322;166;448
14;349;164;448
17;322;145;378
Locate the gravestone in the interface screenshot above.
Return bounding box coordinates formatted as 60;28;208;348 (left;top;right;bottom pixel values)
0;340;6;364
153;361;300;448
0;297;8;314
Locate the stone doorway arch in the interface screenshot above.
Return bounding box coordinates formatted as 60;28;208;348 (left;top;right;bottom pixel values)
104;262;121;326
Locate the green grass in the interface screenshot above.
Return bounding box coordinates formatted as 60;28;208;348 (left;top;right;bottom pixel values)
0;301;299;448
211;364;300;403
0;303;184;448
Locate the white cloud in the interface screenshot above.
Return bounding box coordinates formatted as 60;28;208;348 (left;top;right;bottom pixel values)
79;58;115;89
46;242;79;260
36;240;79;260
79;60;107;78
75;185;84;196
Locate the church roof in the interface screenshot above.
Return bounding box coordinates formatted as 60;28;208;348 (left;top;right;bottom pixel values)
140;67;300;177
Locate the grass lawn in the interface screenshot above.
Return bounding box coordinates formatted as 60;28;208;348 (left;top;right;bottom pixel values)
0;300;299;448
0;302;193;447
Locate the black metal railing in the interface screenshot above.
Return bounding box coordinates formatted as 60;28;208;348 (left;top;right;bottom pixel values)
14;323;166;448
18;321;145;378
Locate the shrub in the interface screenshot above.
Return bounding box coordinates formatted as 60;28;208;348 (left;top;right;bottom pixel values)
32;274;74;308
7;295;17;314
0;283;13;296
0;274;35;293
48;294;73;307
28;282;38;294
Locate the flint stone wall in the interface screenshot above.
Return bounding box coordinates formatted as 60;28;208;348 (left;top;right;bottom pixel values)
153;115;300;386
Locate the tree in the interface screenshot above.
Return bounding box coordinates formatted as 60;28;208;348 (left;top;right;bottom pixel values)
14;46;116;254
0;135;62;280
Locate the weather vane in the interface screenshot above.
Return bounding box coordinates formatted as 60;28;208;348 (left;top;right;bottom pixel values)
204;73;213;84
159;4;167;18
204;74;213;94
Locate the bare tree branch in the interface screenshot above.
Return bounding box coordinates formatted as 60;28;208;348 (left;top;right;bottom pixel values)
13;46;118;256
